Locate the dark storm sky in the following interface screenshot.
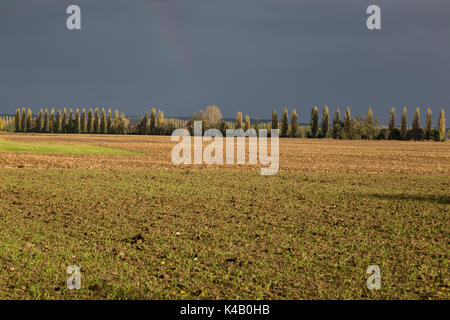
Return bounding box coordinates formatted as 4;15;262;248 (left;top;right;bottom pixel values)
1;0;449;124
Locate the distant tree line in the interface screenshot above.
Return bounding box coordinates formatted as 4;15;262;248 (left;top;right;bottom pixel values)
12;108;128;134
265;106;446;141
218;106;446;141
184;105;447;141
6;105;448;141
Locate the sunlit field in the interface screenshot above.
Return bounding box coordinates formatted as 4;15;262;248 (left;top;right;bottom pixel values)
0;133;448;299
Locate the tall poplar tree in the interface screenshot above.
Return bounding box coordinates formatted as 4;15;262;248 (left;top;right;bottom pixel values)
438;109;446;141
21;107;27;132
62;108;67;133
75;109;81;133
389;107;396;139
321;106;329;138
107;109;112;134
100;108;107;133
26;109;32;132
235;111;243;130
291;109;298;138
281;108;289;137
68;109;74;133
15;108;21;132
400;107;408;140
271;110;279;130
157;110;165;134
412;107;421;140
310;106;319;138
43;109;50;133
94;108;99;133
366;108;374;139
344;107;351;137
425;108;432;140
36;109;43;133
244;115;251;131
87;109;93;133
50;109;55;133
366;108;373;126
56;110;62;133
80;109;86;133
150;108;157;134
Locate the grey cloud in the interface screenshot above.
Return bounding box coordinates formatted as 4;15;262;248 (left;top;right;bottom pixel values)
0;0;449;124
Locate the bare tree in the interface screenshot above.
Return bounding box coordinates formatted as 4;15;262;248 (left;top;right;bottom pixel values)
205;105;222;125
193;105;223;126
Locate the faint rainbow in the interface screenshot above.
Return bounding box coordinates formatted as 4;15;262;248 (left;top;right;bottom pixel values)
143;5;197;111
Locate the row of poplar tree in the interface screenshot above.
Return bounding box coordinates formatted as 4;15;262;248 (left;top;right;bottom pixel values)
10;105;447;141
13;107;171;135
14;108;129;134
263;106;446;141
